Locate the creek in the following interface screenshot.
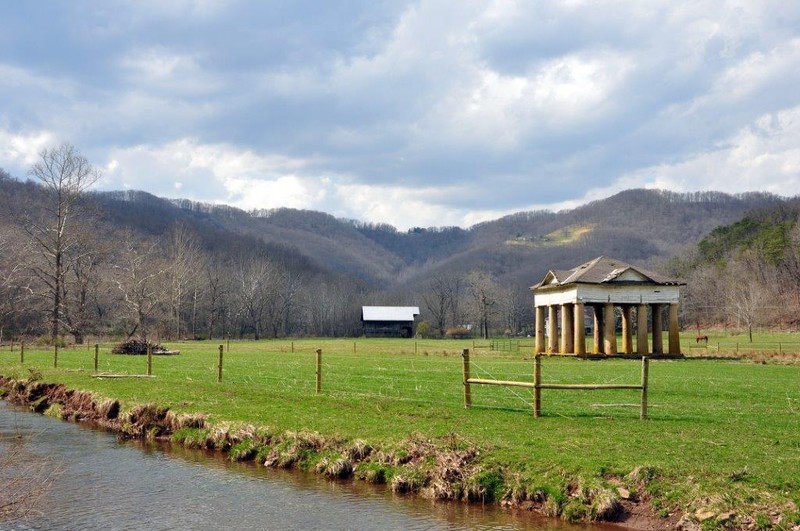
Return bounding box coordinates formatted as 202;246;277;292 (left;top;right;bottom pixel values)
0;401;598;530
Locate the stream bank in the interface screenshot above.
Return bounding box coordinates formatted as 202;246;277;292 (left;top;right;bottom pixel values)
0;375;688;530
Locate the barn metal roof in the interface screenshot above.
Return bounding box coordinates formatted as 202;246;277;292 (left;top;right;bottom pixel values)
361;306;420;322
531;256;684;290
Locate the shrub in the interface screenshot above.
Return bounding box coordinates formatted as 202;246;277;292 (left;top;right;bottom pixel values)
415;321;435;339
445;327;471;339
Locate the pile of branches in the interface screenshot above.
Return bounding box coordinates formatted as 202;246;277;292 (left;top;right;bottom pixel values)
111;339;169;355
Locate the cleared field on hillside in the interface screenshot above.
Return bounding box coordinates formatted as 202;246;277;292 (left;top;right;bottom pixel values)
2;336;799;525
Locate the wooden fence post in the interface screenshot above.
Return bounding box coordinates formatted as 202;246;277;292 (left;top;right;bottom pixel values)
291;341;294;353
462;349;472;408
218;345;224;383
736;342;739;355
94;344;99;372
10;340;13;352
146;345;152;376
779;342;782;355
640;356;649;420
415;341;417;354
534;354;541;418
20;342;24;364
54;344;58;368
227;339;230;353
315;348;322;394
353;341;357;354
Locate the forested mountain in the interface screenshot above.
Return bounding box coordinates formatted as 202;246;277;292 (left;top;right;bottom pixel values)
0;161;791;341
672;198;800;336
100;188;777;287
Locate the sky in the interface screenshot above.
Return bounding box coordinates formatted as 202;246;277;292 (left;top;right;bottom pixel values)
1;1;800;230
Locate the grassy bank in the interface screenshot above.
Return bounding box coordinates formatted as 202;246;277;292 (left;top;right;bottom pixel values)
1;336;799;529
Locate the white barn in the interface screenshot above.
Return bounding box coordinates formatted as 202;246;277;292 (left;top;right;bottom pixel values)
361;306;420;338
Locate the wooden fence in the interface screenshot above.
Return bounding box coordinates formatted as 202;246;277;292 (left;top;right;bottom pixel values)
461;349;650;419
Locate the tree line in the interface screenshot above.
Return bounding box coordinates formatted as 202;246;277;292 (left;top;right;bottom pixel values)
670;198;800;340
0;144;529;344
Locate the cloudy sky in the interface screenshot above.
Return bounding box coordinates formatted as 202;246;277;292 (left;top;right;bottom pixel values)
1;1;799;229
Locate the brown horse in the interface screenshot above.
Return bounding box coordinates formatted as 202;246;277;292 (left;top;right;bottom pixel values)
696;334;709;344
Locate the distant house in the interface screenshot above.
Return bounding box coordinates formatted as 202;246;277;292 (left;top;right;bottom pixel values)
361;306;420;338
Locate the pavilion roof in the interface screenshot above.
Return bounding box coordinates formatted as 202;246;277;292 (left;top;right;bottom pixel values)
531;256;684;290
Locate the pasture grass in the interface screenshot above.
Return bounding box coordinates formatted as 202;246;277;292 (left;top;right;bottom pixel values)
2;334;799;526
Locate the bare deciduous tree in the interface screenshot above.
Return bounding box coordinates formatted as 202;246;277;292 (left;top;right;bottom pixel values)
233;256;280;340
25;143;100;341
465;270;501;339
421;273;461;337
166;222;200;339
0;226;34;341
725;257;771;342
60;221;109;344
113;232;171;340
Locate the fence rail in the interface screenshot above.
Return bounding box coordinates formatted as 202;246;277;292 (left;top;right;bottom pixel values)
462;349;649;419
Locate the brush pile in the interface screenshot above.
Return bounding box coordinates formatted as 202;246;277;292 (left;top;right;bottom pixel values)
111;339;170;355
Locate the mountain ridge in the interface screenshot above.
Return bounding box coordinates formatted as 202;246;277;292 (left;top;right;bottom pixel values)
91;187;787;288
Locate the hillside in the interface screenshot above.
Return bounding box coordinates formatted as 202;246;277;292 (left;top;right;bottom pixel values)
2;171;792;339
1;172;783;292
97;187;783;290
671;198;800;330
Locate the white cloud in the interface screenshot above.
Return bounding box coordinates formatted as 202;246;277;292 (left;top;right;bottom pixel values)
3;0;800;230
433;50;633;150
0;128;56;169
120;48;222;95
601;105;800;196
100;138;329;208
119;0;230;21
0;63;77;97
332;182;467;229
223;175;330;211
686;38;800;111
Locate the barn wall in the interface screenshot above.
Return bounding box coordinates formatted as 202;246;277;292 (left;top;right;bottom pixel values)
363;321;415;338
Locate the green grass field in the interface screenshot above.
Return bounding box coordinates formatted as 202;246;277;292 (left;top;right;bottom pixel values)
2;333;799;527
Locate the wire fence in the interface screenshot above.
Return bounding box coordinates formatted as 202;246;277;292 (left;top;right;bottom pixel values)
2;340;798;421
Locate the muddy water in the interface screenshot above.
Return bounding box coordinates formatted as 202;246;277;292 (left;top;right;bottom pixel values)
0;402;598;531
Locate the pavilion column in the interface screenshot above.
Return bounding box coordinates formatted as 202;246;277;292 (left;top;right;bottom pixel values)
535;306;546;353
603;302;617;355
651;304;663;354
621;305;633;354
668;303;681;354
636;303;649;355
561;303;574;354
592;305;604;354
573;303;586;355
547;305;559;354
